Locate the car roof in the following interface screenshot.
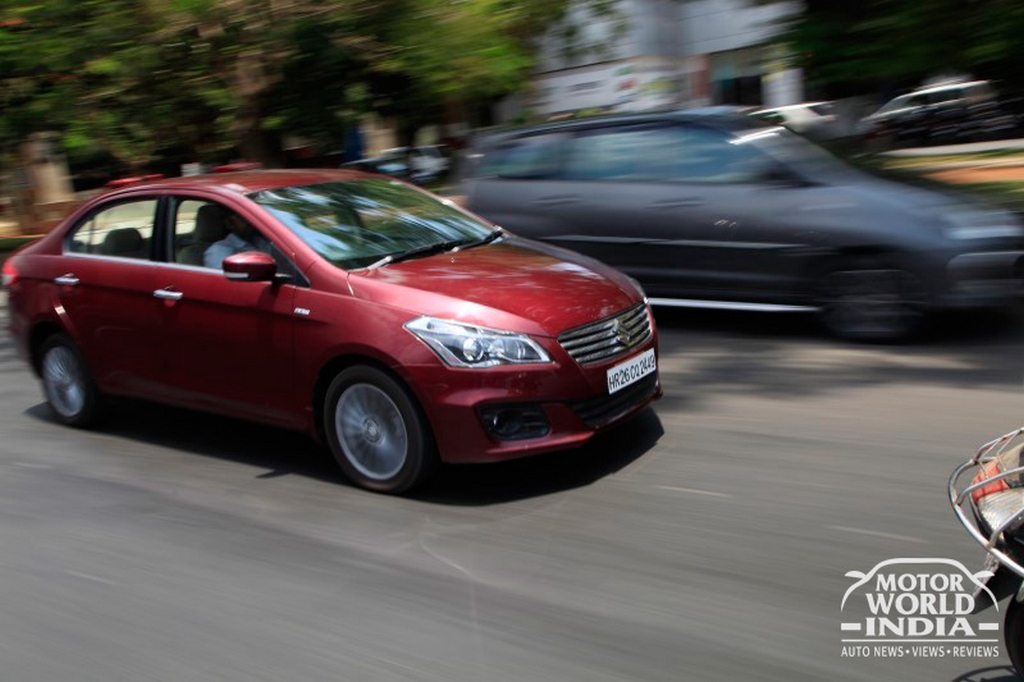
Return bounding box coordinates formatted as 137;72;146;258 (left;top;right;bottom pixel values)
753;102;830;114
103;168;378;196
909;80;991;96
475;108;762;144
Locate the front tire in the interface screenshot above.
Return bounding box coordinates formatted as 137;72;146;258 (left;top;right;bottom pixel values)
39;334;103;427
816;261;926;342
323;365;437;494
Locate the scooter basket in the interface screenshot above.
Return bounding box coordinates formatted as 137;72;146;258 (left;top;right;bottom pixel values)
950;428;1024;579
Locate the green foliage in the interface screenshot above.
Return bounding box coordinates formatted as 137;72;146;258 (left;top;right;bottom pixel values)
765;0;1024;95
1;0;573;170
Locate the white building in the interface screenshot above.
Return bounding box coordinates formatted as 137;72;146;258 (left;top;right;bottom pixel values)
501;0;802;121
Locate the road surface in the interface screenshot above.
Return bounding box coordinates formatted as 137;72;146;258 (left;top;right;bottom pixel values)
2;297;1023;681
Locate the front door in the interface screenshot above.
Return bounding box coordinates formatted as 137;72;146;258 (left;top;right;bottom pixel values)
153;198;299;426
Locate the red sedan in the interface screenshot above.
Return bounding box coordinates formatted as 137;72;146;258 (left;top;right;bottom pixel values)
2;170;660;493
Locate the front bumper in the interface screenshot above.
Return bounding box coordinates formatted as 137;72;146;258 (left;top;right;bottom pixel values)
408;339;661;464
940;250;1024;307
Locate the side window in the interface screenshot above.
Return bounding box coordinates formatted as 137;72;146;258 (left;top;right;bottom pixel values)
562;125;773;185
928;89;960;104
173;199;227;267
67;199;157;259
670;126;775;184
475;134;564;179
564;126;688;181
172;199;303;283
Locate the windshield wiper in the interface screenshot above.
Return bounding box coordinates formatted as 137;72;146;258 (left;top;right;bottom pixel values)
365;229;503;269
453;228;504;251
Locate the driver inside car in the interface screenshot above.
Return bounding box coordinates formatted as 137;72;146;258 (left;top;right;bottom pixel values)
204;211;272;270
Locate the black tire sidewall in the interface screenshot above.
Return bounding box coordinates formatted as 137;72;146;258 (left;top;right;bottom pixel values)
323;365;436;494
40;334;101;427
1006;596;1024;675
815;258;926;342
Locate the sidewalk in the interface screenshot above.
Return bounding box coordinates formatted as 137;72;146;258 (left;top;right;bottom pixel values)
883;138;1024;157
0;218;22;237
880;138;1024;184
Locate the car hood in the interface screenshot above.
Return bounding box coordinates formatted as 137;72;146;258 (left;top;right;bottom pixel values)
347;236;642;337
843;175;1017;227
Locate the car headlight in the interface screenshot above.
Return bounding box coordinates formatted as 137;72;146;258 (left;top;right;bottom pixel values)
946;225;1024;240
405;316;551;368
944;210;1024;240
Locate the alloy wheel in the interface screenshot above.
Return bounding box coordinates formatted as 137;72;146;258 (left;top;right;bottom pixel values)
819;267;925;341
334;383;409;481
42;345;87;418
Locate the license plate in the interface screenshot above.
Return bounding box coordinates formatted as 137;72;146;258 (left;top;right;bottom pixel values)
607;348;657;395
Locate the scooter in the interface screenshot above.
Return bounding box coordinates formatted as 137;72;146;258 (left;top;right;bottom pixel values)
950;427;1024;673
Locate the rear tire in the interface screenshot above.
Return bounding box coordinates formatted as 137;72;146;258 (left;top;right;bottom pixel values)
1005;595;1024;676
323;365;437;494
816;260;926;342
39;334;103;427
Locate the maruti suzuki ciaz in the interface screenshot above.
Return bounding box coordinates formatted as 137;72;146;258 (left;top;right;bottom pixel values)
3;170;660;493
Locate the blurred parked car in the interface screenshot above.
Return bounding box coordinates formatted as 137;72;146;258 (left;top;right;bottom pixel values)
462;110;1024;340
342;152;412;182
750;102;842;141
859;80;1018;147
2;170;659;493
383;145;452;183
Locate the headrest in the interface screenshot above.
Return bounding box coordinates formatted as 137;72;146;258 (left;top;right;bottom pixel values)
103;228;144;255
195;204;228;242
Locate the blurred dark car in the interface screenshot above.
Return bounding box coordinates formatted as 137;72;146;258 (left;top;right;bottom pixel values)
3;169;660;494
859;80;1018;147
462;110;1024;340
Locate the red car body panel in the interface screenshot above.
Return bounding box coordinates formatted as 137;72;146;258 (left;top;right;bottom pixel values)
4;171;661;464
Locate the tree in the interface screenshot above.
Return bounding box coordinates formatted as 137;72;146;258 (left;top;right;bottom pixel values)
765;0;1024;98
2;0;589;171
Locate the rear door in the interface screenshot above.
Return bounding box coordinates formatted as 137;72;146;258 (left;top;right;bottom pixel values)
58;197;166;396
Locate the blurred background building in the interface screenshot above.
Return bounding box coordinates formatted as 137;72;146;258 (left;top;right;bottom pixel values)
498;0;801;121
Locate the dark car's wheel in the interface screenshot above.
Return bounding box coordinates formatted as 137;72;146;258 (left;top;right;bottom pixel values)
39;334;103;427
816;262;926;342
323;365;437;494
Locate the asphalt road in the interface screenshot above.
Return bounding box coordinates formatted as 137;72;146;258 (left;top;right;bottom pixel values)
3;297;1024;682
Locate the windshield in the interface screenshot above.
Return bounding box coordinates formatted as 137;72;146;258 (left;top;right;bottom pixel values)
874;95;911;115
732;126;858;183
251;179;495;270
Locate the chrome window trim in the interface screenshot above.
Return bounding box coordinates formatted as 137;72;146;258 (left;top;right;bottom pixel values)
60;248;310;285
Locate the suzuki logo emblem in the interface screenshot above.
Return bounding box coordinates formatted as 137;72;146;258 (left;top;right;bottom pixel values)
613;320;631;345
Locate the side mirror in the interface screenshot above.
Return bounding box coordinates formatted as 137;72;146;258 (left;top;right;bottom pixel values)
223;251;277;282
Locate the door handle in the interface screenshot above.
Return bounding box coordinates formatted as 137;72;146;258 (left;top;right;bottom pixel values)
54;274;79;286
652;199;703;209
153;289;183;301
536;195;581;207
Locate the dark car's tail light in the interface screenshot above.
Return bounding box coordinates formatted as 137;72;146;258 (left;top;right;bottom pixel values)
1;258;18;288
479;404;550;440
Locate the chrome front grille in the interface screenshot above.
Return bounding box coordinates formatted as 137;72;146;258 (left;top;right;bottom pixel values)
557;303;652;365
